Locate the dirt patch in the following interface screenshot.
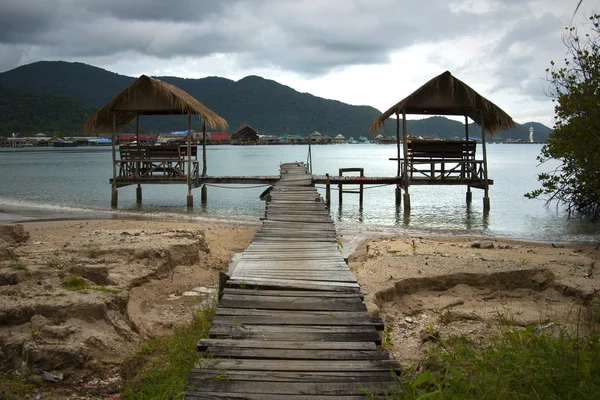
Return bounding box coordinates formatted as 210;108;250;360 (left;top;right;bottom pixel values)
348;235;600;369
0;219;257;397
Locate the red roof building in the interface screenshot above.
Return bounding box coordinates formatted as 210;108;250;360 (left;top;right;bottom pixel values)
208;132;230;143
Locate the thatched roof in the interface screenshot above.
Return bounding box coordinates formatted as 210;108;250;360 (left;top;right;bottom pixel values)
231;124;259;141
370;71;515;135
84;75;228;134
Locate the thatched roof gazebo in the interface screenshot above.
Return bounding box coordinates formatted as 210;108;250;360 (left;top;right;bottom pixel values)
370;71;515;212
84;75;228;207
333;134;347;144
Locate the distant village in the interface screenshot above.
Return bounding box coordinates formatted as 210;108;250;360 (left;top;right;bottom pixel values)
0;124;538;148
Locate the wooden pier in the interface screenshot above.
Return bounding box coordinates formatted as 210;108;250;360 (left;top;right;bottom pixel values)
110;143;493;211
184;162;401;399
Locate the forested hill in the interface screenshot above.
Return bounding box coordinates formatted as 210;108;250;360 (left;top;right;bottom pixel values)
0;61;381;136
0;61;551;140
382;116;552;142
0;84;96;135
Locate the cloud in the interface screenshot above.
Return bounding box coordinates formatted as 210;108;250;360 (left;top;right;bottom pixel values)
0;0;594;126
0;0;535;74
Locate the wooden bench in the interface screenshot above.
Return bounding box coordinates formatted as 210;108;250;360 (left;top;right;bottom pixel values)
406;140;479;180
117;145;198;178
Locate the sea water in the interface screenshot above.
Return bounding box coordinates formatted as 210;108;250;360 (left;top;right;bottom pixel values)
0;144;598;243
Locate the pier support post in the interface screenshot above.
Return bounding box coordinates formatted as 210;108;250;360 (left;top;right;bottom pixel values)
111;189;118;208
136;185;142;204
338;182;342;204
483;196;490;212
466;186;472;204
395;186;402;206
325;174;331;208
403;193;411;213
187;194;194;208
359;183;364;207
201;185;208;206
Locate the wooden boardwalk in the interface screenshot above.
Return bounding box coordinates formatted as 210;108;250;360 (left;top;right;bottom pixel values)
184;162;401;399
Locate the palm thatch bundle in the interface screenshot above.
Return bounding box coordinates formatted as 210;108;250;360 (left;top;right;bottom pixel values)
84;75;228;134
370;71;515;134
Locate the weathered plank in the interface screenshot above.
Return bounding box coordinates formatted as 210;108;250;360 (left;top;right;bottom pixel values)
230;272;356;283
220;289;363;298
226;278;361;292
196;359;400;373
212;314;383;329
185;380;397;396
204;347;389;360
215;309;376;317
219;295;366;311
188;369;394;382
197;339;377;351
184;393;375;400
210;329;381;343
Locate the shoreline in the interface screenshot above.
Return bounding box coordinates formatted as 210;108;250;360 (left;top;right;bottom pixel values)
2;202;597;249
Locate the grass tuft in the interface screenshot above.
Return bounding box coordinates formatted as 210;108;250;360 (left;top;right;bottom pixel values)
61;276;121;294
10;262;28;271
61;276;90;291
91;286;121;294
120;301;217;399
0;373;44;400
384;304;600;399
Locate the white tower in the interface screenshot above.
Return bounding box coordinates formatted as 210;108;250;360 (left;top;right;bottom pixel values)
529;127;534;143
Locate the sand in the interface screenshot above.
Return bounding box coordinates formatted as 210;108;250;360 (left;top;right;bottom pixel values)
0;219;258;396
1;219;599;396
348;235;599;368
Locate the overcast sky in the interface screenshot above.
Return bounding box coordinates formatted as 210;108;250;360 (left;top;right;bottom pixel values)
0;0;597;127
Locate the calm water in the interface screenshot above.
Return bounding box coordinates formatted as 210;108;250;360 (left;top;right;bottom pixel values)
0;144;598;243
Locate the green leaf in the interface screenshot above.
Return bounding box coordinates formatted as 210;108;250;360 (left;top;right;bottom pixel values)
412;370;432;388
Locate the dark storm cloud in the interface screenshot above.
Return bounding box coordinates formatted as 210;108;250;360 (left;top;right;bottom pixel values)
0;1;60;43
0;0;581;84
79;0;232;22
0;0;515;74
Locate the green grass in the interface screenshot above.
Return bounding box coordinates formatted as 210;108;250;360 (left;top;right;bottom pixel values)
61;276;121;294
10;261;28;271
120;301;217;399
91;286;121;294
385;304;600;399
0;373;44;399
61;276;90;291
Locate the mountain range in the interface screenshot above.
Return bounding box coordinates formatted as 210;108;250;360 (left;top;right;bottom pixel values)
0;61;552;141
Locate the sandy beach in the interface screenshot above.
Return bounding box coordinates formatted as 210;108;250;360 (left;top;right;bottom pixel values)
1;218;599;396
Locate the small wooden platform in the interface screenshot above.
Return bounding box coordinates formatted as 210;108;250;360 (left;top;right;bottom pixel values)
184;162;400;399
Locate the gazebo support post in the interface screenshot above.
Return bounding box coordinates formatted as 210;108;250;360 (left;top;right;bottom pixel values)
465;115;472;204
186;112;193;208
395;112;402;206
110;112;118;208
481;110;490;211
135;114;142;204
202;119;207;177
402;110;410;212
